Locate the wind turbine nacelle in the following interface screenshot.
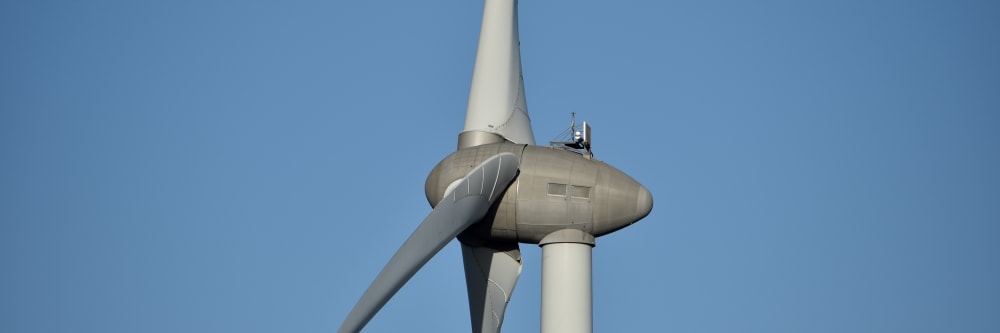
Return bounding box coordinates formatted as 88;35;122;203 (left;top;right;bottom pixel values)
425;143;652;244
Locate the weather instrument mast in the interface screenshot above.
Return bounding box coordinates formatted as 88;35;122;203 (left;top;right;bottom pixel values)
550;112;593;158
339;1;652;332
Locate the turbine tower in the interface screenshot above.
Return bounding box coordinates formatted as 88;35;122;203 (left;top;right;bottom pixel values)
339;1;652;332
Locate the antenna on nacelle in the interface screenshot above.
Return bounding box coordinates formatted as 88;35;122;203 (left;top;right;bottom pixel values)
550;112;593;157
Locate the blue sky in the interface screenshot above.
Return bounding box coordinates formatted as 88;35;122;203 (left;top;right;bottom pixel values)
2;0;999;332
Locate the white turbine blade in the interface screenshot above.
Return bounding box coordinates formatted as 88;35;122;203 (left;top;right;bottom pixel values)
339;153;520;333
463;0;535;146
461;242;522;333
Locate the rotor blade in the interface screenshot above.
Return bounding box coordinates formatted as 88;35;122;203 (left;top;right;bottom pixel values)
339;153;520;333
461;242;522;333
462;0;535;146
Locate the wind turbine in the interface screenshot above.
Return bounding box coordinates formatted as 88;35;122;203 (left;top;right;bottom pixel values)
339;1;652;332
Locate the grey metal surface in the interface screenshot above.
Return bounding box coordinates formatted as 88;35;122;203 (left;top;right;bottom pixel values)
425;143;653;244
538;229;595;246
461;243;522;333
338;153;520;333
458;130;508;150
